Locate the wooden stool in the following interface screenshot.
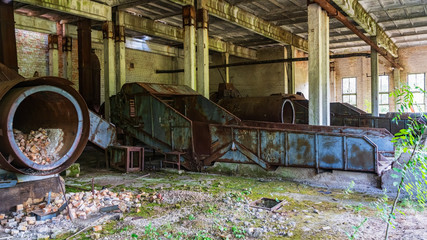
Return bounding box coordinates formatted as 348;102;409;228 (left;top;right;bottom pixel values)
163;151;185;170
108;146;144;173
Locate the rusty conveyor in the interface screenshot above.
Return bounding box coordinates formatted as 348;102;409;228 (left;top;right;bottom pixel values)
111;82;394;175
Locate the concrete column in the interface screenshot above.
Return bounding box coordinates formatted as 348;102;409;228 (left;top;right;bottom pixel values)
308;3;330;125
222;52;230;83
393;68;401;112
102;21;116;121
371;36;379;117
285;45;296;94
115;11;126;91
48;34;59;76
183;5;197;90
0;1;18;72
196;8;209;97
62;24;73;81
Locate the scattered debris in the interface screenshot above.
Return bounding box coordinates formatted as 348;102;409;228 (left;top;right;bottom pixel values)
0;188;162;238
13;128;64;165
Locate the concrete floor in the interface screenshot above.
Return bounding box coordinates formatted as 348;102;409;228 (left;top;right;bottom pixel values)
48;146;427;239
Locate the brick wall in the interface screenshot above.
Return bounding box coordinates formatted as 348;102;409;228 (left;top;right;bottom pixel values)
15;29;49;78
125;48;178;84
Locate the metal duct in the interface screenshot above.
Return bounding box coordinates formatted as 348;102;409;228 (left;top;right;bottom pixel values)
218;96;295;124
0;64;89;175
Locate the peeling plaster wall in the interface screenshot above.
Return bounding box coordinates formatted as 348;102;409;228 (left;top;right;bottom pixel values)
294;49;309;98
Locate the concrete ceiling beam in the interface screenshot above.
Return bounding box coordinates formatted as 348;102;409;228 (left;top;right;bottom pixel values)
168;0;308;51
123;12;257;59
14;0;112;21
332;0;398;57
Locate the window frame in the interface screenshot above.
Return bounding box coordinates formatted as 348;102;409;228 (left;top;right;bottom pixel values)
342;77;357;106
379;75;389;113
407;73;426;112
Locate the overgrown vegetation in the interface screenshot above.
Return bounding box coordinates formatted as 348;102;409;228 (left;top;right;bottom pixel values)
383;85;427;239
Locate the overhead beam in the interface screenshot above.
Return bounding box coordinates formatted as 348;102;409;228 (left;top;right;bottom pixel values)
312;0;400;68
122;12;257;59
332;0;398;57
168;0;308;51
14;0;112;21
14;13;57;33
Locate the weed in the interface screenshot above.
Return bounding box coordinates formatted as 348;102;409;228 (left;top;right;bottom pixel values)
349;204;365;213
194;230;212;240
188;214;196;221
231;226;246;239
345;181;355;195
346;217;368;240
144;222;160;239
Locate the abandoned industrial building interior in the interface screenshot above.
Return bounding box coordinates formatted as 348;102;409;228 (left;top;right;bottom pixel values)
2;0;427;239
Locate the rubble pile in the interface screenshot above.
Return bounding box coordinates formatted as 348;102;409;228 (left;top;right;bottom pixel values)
13;128;64;165
0;189;163;237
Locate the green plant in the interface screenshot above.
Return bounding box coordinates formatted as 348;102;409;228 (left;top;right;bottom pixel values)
345;181;355;195
345;217;368;240
194;230;212;240
384;85;427;239
144;222;160;239
349;204;365;213
188;214;196;221
131;233;139;239
231;226;245;239
205;204;217;214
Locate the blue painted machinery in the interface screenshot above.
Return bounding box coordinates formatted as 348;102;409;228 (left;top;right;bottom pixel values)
111;82;394;175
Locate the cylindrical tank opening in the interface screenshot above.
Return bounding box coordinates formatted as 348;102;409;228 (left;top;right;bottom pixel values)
7;85;83;171
281;99;295;124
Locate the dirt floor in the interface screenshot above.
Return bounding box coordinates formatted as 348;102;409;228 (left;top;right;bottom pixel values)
2;147;427;240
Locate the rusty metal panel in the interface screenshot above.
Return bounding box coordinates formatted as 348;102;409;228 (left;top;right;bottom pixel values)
135;82;200;96
88;110;116;149
235;128;258;154
287;132;316;167
317;135;344;169
260;131;284;165
346;137;376;172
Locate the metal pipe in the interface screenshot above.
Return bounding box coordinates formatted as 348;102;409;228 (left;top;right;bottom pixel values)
218;96;296;124
156;53;371;74
310;0;402;69
0;63;90;176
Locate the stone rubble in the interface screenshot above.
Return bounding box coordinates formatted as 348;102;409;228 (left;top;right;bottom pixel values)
13;128;64;165
0;188;163;238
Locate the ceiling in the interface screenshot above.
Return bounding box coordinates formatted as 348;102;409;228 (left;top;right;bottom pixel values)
12;0;427;56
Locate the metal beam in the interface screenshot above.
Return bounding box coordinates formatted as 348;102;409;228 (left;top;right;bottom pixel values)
332;0;398;57
14;0;112;21
313;0;401;69
122;12;257;59
168;0;308;51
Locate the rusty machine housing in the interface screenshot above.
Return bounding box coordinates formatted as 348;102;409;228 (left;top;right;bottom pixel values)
111;82;394;175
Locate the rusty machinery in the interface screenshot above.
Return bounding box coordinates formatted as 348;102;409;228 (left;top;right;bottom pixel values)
0;64;90;176
0;63;116;177
214;84;416;135
111;82;394;175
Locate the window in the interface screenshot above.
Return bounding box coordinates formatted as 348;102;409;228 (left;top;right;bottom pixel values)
408;73;425;111
379;75;389;113
342;77;357;106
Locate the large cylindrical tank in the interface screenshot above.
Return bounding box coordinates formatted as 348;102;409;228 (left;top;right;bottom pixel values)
218;96;295;124
0;64;89;175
